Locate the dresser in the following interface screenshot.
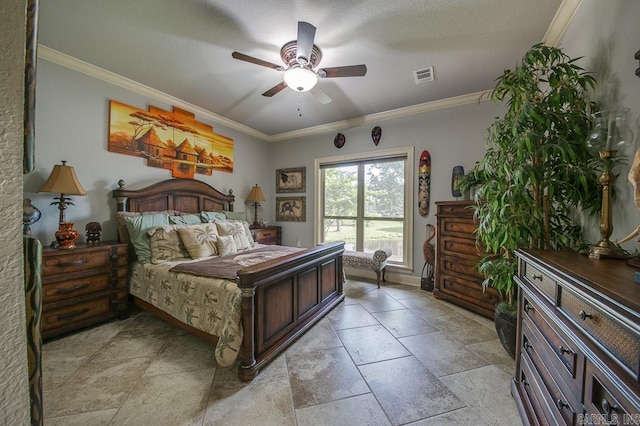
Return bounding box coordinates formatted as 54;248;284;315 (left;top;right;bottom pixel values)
434;201;499;318
41;242;128;339
513;249;640;425
250;225;282;245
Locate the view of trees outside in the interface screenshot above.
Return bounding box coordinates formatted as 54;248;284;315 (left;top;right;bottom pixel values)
322;159;405;262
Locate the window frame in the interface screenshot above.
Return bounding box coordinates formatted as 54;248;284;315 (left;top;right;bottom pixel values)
314;146;414;271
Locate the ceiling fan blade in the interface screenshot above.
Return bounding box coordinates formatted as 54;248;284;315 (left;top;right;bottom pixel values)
262;81;288;97
296;21;316;65
310;85;332;104
319;64;367;78
232;51;284;71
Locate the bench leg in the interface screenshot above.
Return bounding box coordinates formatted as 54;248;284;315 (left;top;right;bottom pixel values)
376;270;381;288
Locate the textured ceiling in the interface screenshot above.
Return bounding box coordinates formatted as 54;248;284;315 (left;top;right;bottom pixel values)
37;0;569;139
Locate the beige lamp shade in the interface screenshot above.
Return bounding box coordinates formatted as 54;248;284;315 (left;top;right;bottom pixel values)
246;185;266;203
40;161;87;195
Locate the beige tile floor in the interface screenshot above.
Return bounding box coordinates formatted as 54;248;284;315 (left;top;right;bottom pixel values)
42;279;522;426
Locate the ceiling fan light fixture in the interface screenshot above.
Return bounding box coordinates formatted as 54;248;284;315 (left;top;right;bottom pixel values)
283;67;318;92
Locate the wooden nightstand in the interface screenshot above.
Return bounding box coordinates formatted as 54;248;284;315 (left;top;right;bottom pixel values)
41;242;128;339
250;225;282;245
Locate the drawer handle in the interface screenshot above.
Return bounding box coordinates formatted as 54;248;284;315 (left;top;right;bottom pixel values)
556;399;569;410
558;345;573;356
524;302;534;313
532;274;543;281
56;283;89;295
579;310;593;321
601;399;619;415
523;341;533;352
56;258;89;268
56;308;90;321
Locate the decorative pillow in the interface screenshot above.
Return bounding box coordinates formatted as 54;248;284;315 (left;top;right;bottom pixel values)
228;220;255;246
201;211;227;222
216;220;251;251
169;214;203;225
148;225;190;264
216;235;238;256
177;223;220;259
123;213;171;263
224;211;247;221
116;210;179;245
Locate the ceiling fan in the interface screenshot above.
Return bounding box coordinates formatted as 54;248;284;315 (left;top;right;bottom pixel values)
231;21;367;104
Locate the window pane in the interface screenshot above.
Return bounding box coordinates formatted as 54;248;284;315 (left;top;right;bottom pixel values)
364;220;403;262
323;219;356;251
364;161;404;218
324;166;357;217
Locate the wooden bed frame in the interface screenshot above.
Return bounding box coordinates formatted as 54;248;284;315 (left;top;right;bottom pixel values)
112;178;345;381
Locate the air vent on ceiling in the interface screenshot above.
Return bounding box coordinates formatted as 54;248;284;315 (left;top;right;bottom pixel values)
413;66;434;84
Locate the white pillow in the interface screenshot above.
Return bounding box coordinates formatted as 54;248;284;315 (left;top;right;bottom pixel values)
216;220;251;251
177;223;220;258
216;235;238;256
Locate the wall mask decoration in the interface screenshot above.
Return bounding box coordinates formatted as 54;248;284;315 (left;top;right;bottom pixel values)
371;126;382;146
334;133;345;148
108;100;233;179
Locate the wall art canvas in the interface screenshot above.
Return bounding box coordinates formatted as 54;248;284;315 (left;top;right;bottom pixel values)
276;196;306;222
108;100;233;178
276;167;306;193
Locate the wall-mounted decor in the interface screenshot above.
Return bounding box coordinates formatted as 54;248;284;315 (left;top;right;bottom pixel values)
371;126;382;146
418;150;431;216
276;167;306;193
23;0;39;174
276;196;306;222
108;100;233;179
334;133;345;148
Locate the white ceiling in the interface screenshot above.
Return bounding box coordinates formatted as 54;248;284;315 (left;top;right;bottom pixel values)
37;0;574;141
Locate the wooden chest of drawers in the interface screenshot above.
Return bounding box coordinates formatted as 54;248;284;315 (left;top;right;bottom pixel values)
513;249;640;425
434;201;499;318
41;242;128;339
250;225;282;245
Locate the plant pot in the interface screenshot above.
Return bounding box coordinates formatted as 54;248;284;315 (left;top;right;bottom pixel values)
494;302;517;359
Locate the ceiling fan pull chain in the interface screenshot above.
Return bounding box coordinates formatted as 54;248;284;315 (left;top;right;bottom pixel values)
298;94;303;117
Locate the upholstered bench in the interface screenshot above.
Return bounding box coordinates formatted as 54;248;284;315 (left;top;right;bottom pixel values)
342;248;392;288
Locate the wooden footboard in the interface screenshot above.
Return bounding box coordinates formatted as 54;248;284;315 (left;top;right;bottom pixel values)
237;241;344;381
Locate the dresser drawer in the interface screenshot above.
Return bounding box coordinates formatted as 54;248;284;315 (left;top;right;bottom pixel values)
43;273;111;304
42;294;113;334
518;352;560;425
523;261;556;303
439;216;477;238
440;274;499;309
440;255;482;280
558;285;640;375
439;235;481;261
521;289;583;393
584;359;640;425
43;248;112;277
521;327;581;426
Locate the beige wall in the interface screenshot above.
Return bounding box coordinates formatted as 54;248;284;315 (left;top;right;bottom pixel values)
0;0;31;423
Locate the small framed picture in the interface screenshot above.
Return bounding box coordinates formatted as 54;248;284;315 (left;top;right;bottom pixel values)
276;167;305;193
276;196;306;222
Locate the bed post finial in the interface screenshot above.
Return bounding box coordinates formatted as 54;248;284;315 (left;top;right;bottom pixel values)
228;189;234;212
115;180;128;212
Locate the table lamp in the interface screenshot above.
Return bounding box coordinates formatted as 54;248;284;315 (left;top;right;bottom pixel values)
39;161;87;248
246;184;266;226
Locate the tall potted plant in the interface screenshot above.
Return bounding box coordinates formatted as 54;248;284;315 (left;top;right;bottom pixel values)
461;44;601;357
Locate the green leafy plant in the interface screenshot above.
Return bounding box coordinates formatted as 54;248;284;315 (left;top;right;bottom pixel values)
461;44;602;306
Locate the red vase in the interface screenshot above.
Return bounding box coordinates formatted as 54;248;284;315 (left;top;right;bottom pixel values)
56;222;79;249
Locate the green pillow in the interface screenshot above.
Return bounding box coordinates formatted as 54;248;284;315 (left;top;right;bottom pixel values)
224;211;247;221
169;214;203;225
201;211;227;222
124;213;170;263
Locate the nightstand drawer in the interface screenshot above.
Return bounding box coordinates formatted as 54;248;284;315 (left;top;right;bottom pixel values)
43;249;111;276
43;273;111;304
251;226;281;245
42;294;113;334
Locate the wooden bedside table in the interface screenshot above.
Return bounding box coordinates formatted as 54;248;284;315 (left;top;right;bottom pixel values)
41;242;128;339
250;225;282;245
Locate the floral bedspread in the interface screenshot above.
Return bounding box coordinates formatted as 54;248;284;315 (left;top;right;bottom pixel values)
129;260;242;367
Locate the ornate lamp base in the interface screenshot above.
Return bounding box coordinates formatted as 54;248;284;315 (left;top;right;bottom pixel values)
588;240;629;259
55;222;79;249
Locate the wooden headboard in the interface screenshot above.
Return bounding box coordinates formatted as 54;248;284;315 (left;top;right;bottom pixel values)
112;178;235;213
